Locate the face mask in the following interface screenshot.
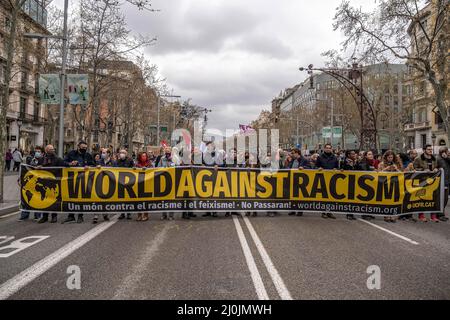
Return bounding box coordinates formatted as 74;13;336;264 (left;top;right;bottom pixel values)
47;151;55;157
119;153;126;160
34;152;42;158
101;153;107;159
79;148;87;154
165;153;171;158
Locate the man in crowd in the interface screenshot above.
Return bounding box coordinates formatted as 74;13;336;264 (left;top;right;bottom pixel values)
288;148;309;217
37;145;66;224
62;141;95;224
316;143;339;219
12;148;23;171
413;145;440;222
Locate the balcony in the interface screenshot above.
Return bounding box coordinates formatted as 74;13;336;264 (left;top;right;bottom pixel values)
19;83;35;94
404;121;431;131
19;112;46;124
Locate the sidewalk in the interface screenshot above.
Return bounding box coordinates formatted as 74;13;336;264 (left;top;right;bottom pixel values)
0;173;20;216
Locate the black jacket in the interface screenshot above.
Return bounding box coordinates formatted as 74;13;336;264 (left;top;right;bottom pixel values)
64;150;95;167
114;157;134;168
341;158;361;171
437;156;450;186
42;154;66;167
316;152;339;170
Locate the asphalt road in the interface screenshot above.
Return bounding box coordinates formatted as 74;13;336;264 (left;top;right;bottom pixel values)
0;210;449;300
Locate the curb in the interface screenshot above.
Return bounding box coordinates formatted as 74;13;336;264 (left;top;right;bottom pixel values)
0;204;20;217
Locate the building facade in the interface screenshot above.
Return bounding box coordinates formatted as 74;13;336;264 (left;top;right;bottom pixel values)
1;0;49;153
272;63;407;152
403;0;449;151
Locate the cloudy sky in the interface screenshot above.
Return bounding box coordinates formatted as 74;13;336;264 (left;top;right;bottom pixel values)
53;0;375;133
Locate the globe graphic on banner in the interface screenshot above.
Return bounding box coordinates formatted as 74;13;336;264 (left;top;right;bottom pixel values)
21;170;60;209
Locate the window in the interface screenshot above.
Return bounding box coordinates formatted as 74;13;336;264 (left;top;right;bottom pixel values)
20;97;27;116
4;16;11;31
384;95;390;106
418;82;426;96
0;64;5;84
21;71;28;89
33;102;39;120
421;134;427;149
435;112;444;128
34;74;39;95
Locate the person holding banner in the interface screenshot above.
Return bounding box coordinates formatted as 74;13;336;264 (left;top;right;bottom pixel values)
62;141;95;224
341;150;361;221
413;145;440;223
288;149;310;217
37;145;66;224
316;144;339;219
358;151;377;221
157;146;175;220
136;151;153;222
379;150;403;223
19;146;45;222
114;149;135;221
437;147;449;222
92;148;112;224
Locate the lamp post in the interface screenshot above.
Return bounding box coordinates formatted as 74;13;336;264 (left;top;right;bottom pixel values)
24;0;69;157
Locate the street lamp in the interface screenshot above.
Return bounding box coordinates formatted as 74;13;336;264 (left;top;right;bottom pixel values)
23;0;68;158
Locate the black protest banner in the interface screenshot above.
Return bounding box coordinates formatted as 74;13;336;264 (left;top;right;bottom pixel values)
20;165;444;215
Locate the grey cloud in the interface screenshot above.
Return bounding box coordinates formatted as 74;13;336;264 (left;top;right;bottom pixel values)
124;1;262;55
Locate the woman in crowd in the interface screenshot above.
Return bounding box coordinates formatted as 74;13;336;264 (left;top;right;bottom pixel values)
359;150;379;171
379;150;402;223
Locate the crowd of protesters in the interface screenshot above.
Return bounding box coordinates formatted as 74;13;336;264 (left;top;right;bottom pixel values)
10;139;449;224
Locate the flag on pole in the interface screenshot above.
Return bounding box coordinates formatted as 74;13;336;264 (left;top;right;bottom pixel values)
39;74;60;104
67;74;89;104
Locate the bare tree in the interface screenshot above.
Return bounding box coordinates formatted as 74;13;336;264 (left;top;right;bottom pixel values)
333;0;449;141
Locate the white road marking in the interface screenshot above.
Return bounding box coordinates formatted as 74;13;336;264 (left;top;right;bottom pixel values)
0;212;19;219
357;219;420;245
112;223;171;299
232;216;269;300
241;215;293;300
0;217;118;300
0;236;50;258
